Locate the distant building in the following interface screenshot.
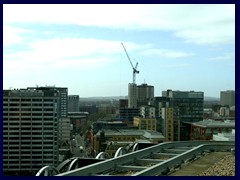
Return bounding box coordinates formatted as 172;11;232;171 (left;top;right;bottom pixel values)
3;88;60;175
229;106;235;118
203;108;214;119
128;83;137;108
119;99;128;108
161;107;174;141
98;104;116;115
133;117;157;131
148;96;171;118
185;119;235;141
68;95;79;112
162;89;204;141
148;96;174;137
140;106;156;118
119;107;139;121
137;83;154;106
220;90;235;107
68;112;88;134
79;105;97;114
213;129;235;141
59;117;71;145
219;107;230;117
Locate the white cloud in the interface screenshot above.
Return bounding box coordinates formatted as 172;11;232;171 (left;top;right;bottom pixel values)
3;4;235;46
208;53;233;61
163;63;190;68
3;37;147;81
4;37;144;63
141;48;195;58
51;58;110;69
3;25;31;46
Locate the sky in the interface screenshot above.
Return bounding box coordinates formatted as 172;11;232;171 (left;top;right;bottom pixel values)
3;4;235;98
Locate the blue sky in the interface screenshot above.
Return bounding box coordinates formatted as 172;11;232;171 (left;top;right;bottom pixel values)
3;4;235;98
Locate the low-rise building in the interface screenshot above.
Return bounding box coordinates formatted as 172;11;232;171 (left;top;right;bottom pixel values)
93;129;166;156
185;119;235;140
133;117;156;131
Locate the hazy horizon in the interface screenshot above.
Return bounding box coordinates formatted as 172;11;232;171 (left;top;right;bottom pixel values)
3;4;235;97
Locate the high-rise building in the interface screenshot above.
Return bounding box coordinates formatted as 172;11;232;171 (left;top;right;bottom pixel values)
162;90;204;141
68;95;80;112
220;90;235;107
161;107;174;141
28;86;68;117
137;83;154;106
3;88;60;175
128;83;137;108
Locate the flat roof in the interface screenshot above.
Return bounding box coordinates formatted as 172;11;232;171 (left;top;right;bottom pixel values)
185;119;235;128
96;129;165;139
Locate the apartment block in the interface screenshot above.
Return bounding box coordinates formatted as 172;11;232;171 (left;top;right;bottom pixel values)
3;88;60;175
128;83;137;108
28;86;68;117
220;90;235;107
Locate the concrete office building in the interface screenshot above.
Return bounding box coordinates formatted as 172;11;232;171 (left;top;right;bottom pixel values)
68;95;80;112
162;90;204;141
161;107;174;141
58;117;71;145
119;99;128;108
28;86;68;117
128;83;137;108
220;90;235;107
137;83;154;106
3;88;60;175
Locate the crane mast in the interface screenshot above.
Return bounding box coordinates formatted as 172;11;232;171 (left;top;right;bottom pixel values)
121;43;139;84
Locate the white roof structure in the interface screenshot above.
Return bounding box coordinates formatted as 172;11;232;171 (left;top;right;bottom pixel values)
213;129;235;141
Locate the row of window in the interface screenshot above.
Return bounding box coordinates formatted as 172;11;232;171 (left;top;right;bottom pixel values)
4;103;55;107
4;108;54;111
4;98;55;101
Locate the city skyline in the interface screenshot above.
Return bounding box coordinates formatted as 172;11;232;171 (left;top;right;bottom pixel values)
3;4;235;98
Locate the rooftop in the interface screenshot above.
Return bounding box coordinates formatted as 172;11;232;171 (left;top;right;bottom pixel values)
186;119;235;128
96;129;165;139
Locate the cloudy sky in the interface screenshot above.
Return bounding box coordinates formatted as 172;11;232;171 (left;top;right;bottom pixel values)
3;4;235;97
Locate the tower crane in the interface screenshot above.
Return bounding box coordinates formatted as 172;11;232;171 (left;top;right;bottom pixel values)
121;43;139;84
